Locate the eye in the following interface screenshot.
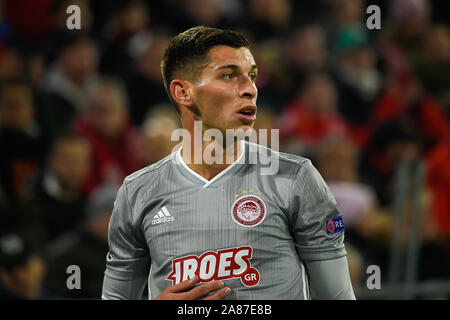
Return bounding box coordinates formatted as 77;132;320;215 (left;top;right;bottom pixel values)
249;73;257;82
223;73;235;80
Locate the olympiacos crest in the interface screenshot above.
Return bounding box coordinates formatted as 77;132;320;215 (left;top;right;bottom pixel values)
231;195;266;227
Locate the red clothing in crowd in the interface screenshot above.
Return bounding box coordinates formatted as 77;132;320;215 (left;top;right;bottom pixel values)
4;0;54;41
426;141;450;241
75;116;144;194
279;100;349;147
371;84;449;150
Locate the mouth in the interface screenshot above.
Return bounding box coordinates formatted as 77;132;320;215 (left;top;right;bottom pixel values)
236;105;257;123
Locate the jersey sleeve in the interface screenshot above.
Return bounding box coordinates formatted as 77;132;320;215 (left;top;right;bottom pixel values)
305;257;356;299
101;182;150;299
290;160;347;262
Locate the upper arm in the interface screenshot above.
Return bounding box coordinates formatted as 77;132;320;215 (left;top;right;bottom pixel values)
290;160;347;261
101;182;150;300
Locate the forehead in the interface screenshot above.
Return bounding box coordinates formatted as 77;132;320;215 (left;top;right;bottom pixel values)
54;138;90;155
205;45;256;70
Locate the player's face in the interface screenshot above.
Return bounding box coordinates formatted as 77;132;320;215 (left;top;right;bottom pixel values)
190;45;258;134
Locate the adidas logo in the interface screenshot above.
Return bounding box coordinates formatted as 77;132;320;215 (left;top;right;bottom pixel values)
152;206;175;225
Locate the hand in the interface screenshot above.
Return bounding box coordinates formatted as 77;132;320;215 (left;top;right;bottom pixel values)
155;276;231;300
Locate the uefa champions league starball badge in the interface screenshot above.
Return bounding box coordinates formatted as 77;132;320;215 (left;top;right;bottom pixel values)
231;195;266;227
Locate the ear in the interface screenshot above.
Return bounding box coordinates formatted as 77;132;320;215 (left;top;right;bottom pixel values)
170;79;193;109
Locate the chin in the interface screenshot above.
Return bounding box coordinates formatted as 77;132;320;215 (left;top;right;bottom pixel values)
214;121;255;138
224;124;256;144
236;123;255;132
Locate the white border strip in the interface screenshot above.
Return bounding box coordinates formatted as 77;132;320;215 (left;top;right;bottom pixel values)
176;141;245;188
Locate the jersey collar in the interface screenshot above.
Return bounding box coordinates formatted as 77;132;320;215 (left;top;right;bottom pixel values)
175;140;246;189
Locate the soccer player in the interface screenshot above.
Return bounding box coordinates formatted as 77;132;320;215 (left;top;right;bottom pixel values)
102;26;356;300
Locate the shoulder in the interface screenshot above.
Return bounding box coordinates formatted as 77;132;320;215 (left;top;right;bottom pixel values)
246;141;313;176
122;151;176;192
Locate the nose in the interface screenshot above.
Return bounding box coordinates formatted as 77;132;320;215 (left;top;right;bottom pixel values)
239;75;257;100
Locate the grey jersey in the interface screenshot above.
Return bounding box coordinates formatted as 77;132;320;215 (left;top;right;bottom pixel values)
102;141;347;299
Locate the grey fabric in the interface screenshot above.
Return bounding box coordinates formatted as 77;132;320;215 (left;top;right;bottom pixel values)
102;141;349;300
306;256;356;300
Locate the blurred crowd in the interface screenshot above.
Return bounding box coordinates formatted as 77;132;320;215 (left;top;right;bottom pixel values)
0;0;449;299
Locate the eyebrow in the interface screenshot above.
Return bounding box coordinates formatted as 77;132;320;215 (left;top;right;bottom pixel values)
215;64;258;72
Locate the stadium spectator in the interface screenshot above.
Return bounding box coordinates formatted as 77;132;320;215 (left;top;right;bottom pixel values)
326;0;365;31
38;32;100;141
42;184;116;299
0;79;46;223
422;139;450;280
278;72;348;156
283;24;327;90
315;135;391;278
34;0;94;66
370;72;450;153
244;0;291;41
0;233;47;300
99;0;152;79
411;24;450;115
180;0;224;30
74;77;144;194
0;47;25;82
360;118;423;211
19;134;92;248
426;139;450;242
387;0;431;54
330;26;383;129
254;23;328;111
140;103;181;165
125;33;171;126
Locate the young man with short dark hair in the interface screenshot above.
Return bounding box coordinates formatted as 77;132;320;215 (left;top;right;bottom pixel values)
102;26;355;300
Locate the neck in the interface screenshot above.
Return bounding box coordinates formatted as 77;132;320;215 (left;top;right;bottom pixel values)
180;134;243;181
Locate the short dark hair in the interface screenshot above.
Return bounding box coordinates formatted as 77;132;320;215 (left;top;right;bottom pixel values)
161;26;250;112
